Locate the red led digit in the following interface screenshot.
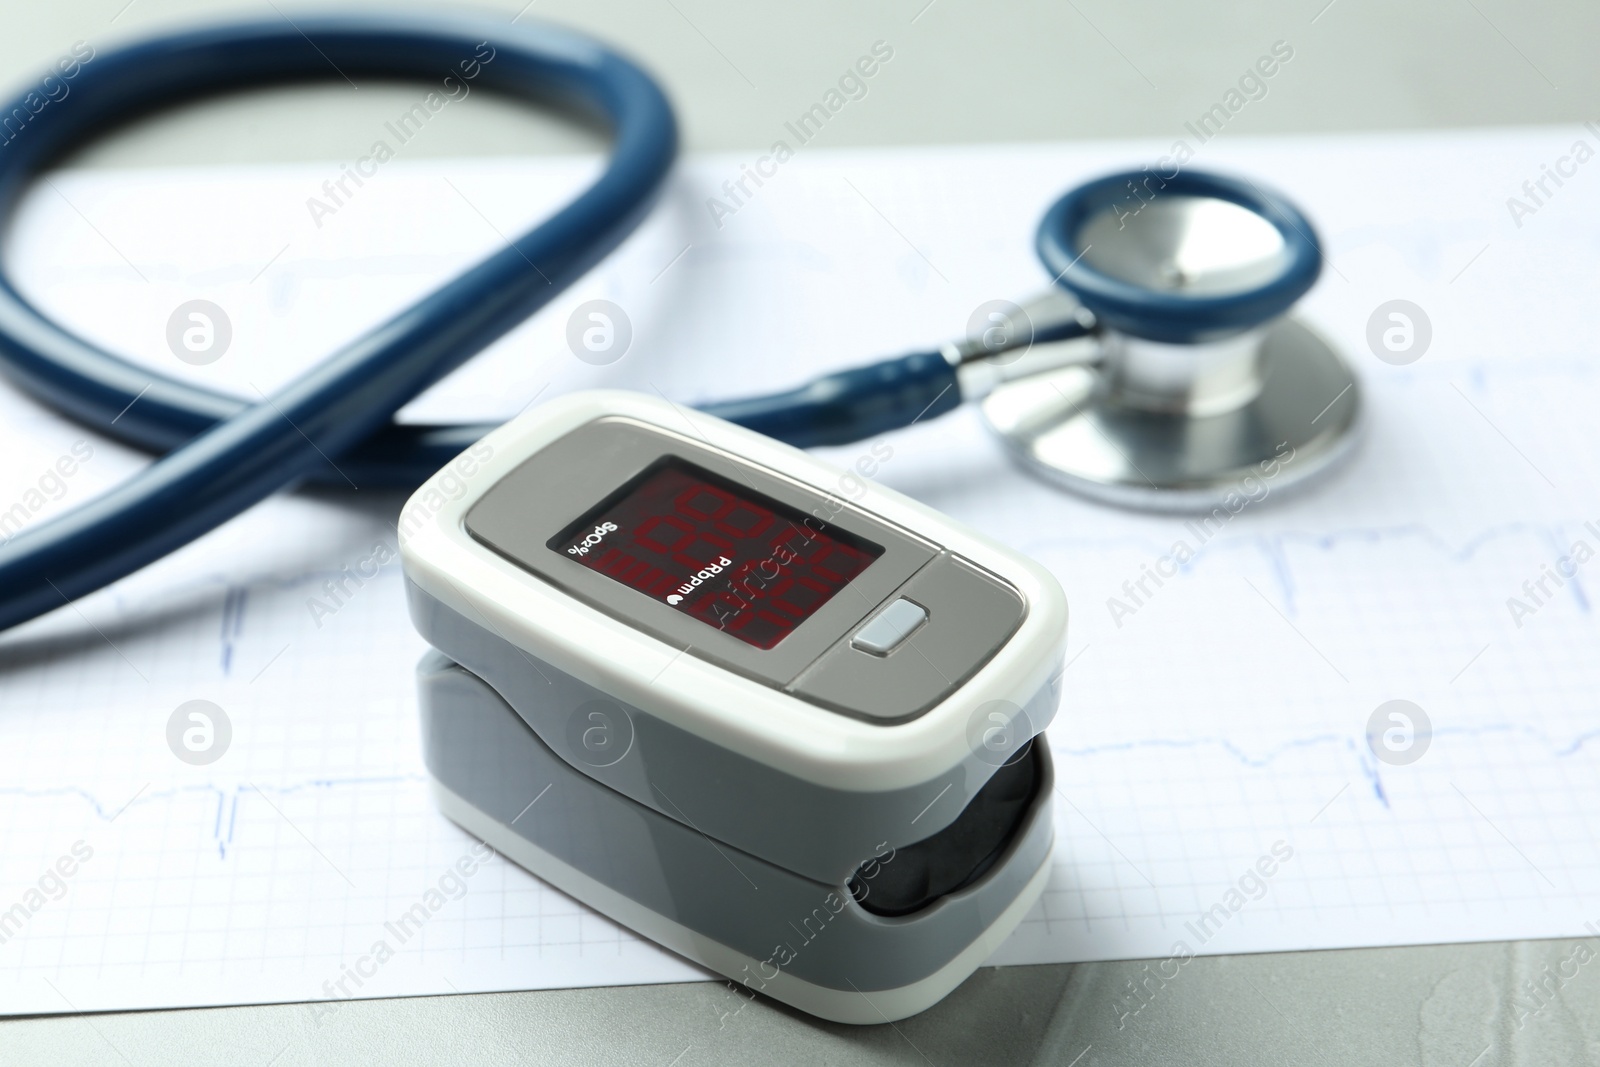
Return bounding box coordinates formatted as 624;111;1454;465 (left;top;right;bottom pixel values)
720;506;774;538
806;540;871;585
675;482;775;541
754;573;797;616
675;484;729;521
768;575;831;620
671;532;735;573
634;514;695;555
695;591;749;633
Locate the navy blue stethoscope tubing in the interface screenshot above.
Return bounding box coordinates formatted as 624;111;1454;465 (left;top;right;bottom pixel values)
0;13;981;637
0;13;690;635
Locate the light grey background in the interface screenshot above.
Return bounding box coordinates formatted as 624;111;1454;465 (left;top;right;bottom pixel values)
4;0;1598;1063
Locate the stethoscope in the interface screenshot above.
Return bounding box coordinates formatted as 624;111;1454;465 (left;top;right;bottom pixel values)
0;13;1360;636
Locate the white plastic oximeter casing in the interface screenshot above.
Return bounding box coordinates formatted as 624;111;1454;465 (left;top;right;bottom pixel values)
399;390;1068;1022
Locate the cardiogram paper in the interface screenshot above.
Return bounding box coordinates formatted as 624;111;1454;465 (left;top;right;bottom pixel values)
3;127;1600;1016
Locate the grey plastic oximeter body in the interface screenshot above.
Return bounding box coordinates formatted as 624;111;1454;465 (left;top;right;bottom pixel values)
399;390;1069;1022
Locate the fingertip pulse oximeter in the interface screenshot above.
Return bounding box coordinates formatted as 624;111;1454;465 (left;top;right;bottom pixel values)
399;390;1068;1022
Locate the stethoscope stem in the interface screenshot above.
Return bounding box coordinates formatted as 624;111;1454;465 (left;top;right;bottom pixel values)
698;287;1100;448
698;350;962;449
952;334;1104;404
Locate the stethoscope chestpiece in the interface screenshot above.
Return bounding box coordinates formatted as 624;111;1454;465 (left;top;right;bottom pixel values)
979;167;1363;512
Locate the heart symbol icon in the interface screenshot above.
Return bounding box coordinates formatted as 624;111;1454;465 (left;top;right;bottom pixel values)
666;594;682;605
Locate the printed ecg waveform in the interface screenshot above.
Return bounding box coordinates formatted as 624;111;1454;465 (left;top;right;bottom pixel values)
0;775;426;859
7;135;1600;1013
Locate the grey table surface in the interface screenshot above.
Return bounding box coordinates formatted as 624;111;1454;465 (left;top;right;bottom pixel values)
4;0;1598;1063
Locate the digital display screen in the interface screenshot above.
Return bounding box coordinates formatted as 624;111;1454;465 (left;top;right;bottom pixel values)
550;459;882;649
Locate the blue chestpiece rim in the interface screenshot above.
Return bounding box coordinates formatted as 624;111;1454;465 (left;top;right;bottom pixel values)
1035;168;1322;345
